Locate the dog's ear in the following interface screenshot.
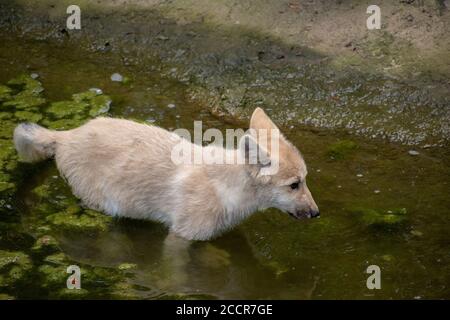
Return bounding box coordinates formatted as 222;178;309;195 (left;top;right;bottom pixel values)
238;133;271;168
250;107;279;132
249;107;286;153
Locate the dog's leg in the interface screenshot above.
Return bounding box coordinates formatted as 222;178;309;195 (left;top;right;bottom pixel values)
156;232;191;291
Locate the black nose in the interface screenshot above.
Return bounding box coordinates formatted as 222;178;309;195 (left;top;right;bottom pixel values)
310;210;320;218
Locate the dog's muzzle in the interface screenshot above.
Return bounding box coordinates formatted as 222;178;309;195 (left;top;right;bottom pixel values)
288;209;320;219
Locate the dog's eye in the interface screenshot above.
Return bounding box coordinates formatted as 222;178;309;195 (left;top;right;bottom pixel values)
290;182;299;190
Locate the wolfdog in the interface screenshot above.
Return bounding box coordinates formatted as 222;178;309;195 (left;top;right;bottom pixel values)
14;108;319;240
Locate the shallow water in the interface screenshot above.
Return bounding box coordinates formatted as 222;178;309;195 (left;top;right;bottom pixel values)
0;36;449;299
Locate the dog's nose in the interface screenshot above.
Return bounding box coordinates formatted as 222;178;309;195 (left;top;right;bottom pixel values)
310;210;320;218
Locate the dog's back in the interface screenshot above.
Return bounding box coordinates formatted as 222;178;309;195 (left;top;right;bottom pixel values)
15;117;182;223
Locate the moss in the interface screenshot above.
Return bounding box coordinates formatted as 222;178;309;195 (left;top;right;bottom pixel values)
118;263;137;271
31;184;51;198
327;140;358;160
0;120;16;139
88;95;111;117
8;74;44;95
72;91;98;102
57;288;91;299
37;264;67;289
0;85;12;102
3;75;45;110
46;208;112;234
42;118;86;130
0;172;15;194
0;112;13;120
14;110;43;123
2;93;46;110
44;252;68;265
46;100;89;119
0;250;33;288
350;207;407;228
72;90;111;117
31;235;60;256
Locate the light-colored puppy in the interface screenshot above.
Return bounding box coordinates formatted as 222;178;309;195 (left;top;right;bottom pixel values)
14;108;319;240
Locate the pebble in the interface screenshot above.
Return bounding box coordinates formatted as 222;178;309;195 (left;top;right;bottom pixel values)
167;103;176;109
111;73;124;82
30;73;39;79
374;189;381;194
89;88;103;95
408;150;420;156
356;173;363;177
410;230;423;237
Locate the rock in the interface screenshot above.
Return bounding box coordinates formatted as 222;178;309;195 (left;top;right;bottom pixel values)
408;150;420;156
30;73;39;79
167;103;176;109
111;73;124;82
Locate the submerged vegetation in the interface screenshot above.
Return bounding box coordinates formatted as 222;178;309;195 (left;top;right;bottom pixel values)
0;75;137;299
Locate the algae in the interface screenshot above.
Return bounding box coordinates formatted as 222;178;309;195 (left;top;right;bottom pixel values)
46;208;112;234
327;140;358;160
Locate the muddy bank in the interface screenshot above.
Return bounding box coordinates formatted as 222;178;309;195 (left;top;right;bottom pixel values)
1;0;449;146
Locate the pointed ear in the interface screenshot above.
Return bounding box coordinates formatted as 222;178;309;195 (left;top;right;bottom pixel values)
249;107;286;153
250;107;279;132
238;133;271;167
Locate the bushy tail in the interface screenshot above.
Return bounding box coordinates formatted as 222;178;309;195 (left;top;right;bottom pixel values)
14;123;58;162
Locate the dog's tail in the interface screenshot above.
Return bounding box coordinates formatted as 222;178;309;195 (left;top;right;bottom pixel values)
14;123;58;162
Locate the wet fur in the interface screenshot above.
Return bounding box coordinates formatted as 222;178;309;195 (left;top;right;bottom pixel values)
14;108;318;240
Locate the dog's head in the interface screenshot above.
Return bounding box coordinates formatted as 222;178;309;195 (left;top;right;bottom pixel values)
239;108;319;219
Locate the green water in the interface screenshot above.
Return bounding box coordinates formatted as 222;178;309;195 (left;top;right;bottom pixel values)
0;36;449;299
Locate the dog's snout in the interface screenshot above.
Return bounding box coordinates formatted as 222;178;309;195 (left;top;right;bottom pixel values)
309;210;320;218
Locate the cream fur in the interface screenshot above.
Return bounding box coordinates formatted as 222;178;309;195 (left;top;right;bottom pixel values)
14;108;319;240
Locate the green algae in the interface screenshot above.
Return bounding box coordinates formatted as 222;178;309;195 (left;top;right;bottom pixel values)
14;110;43;123
31;235;59;256
327;140;358;160
44;118;86;130
0;85;12;102
0;112;12;120
31;184;51;198
46;208;112;234
2;75;45;110
350;207;408;228
118;263;137;271
88;95;111;117
0;250;33;288
46;100;89;119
